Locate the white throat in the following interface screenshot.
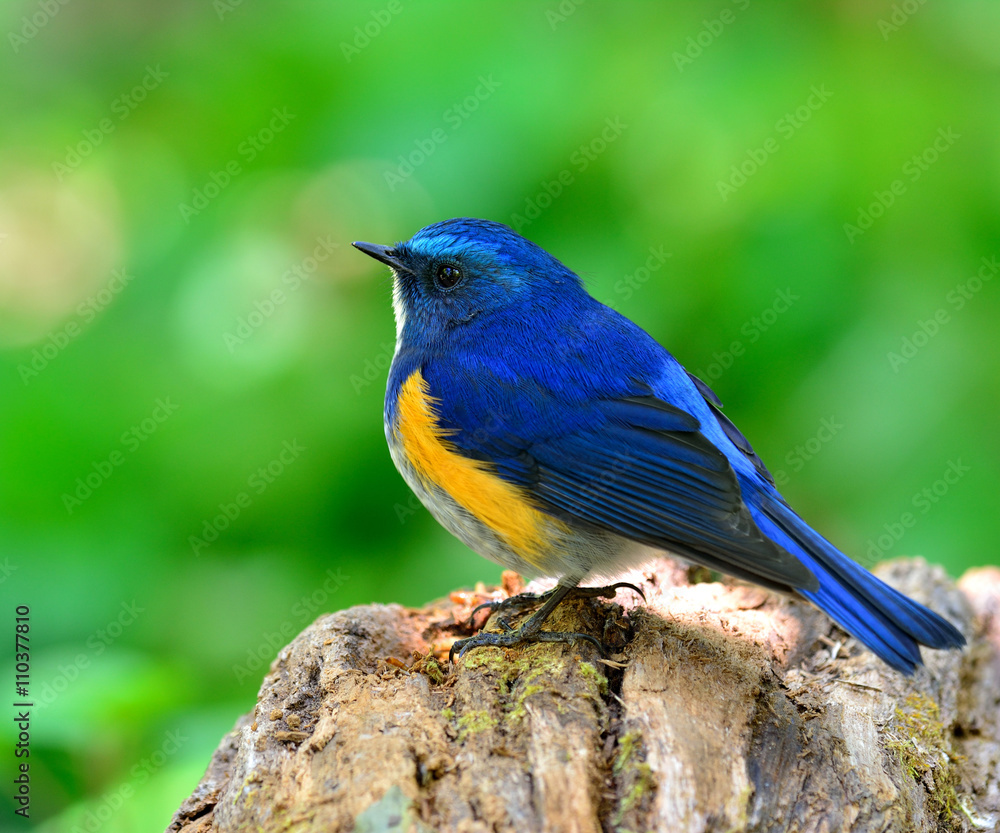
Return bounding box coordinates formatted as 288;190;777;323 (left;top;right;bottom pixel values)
391;273;407;358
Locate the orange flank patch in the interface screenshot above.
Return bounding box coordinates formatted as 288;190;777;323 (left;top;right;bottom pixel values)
395;370;563;566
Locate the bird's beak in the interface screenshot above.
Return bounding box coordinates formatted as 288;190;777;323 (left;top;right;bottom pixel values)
352;241;410;274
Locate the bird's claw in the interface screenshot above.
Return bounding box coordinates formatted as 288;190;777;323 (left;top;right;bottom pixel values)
571;581;646;603
465;582;644;629
449;627;607;663
466;589;553;629
451;581;642;663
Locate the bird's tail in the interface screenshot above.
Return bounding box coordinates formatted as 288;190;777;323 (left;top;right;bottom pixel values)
746;491;965;673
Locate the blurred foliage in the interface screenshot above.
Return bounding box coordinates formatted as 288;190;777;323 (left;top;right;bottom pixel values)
1;0;998;828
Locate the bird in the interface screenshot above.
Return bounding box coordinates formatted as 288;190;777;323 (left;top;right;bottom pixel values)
352;218;965;673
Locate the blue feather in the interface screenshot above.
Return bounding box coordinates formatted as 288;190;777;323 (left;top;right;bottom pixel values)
748;488;964;673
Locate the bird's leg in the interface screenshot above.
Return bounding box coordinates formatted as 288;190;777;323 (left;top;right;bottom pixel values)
466;588;557;626
450;582;644;662
468;581;645;627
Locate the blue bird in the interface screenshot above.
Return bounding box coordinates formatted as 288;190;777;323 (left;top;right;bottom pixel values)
353;218;965;673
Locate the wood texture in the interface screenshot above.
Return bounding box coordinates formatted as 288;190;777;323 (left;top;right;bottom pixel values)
168;559;1000;833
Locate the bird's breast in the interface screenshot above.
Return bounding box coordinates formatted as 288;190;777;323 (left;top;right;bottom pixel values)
387;368;566;567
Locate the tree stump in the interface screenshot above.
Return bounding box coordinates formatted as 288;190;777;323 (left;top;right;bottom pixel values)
168;558;1000;833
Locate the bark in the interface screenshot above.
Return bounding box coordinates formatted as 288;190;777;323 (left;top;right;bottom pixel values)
168;558;1000;833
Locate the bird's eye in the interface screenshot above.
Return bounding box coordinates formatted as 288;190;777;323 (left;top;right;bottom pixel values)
435;263;463;290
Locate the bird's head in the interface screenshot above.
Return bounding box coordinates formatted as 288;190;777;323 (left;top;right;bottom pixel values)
353;218;583;343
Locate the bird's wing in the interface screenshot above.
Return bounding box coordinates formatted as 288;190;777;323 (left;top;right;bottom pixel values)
686;371;775;485
434;373;816;591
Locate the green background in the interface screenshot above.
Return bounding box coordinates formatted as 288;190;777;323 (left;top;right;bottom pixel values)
2;1;998;829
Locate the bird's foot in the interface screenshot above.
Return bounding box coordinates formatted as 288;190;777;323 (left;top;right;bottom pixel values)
466;589;552;626
452;581;644;662
569;581;646;603
467;581;645;627
449;626;606;662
